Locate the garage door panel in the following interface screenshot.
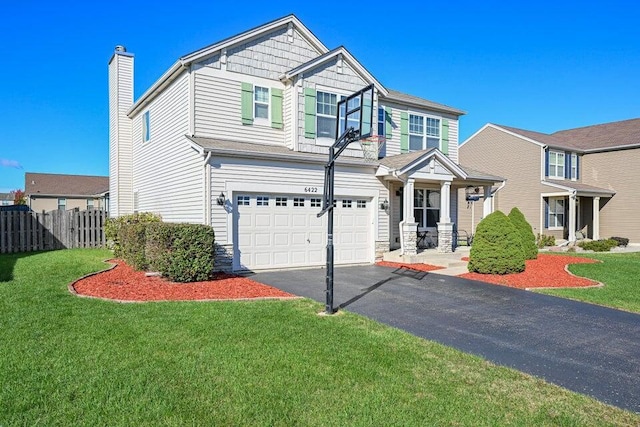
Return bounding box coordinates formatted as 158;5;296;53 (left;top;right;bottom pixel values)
255;214;271;227
237;194;371;270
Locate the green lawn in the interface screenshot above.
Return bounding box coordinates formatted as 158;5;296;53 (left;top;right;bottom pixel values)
1;249;638;426
537;251;640;313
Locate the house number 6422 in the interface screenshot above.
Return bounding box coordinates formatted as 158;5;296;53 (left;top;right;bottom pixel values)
304;187;318;193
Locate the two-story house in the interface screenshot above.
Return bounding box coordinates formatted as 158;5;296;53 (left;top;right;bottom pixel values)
109;15;502;271
25;172;109;212
458;119;640;244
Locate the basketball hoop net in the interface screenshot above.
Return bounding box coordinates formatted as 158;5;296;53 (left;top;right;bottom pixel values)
359;135;386;162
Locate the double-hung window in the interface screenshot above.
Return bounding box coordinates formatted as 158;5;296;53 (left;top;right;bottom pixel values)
254;86;269;122
58;198;66;210
570;153;578;180
413;189;440;229
377;107;385;137
316;91;339;139
409;114;440;151
548;150;565;179
548;197;565;228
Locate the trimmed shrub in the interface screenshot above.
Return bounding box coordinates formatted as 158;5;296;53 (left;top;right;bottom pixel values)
146;222;215;282
105;213;162;269
536;234;556;248
468;211;526;274
577;239;619;252
508;207;538;260
610;236;629;247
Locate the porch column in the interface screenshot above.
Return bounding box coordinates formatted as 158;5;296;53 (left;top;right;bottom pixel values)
482;185;493;218
437;181;453;253
568;192;577;242
592;197;600;240
401;178;418;256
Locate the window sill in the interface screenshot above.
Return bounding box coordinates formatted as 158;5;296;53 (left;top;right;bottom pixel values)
547;227;564;231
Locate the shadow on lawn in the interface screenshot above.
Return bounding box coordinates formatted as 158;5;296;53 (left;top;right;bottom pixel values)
0;252;39;283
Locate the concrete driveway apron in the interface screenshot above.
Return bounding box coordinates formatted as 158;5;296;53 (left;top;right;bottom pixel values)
252;264;640;413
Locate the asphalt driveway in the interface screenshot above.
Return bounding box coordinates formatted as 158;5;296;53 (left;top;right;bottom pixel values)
252;265;640;413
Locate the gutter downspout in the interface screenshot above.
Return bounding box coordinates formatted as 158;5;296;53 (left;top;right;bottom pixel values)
203;151;212;226
490;180;507;212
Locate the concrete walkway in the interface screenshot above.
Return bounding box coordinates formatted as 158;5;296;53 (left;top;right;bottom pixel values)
253;265;640;413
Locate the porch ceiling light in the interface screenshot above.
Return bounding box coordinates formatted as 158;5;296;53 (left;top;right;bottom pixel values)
216;192;226;206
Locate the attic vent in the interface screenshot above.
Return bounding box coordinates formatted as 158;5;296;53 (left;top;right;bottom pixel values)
115;45;127;52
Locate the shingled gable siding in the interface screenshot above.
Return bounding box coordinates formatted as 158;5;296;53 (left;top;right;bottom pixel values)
582;149;640;243
458;126;548;235
226;27;321;80
296;59;369;157
131;72;204;223
209;155;389;246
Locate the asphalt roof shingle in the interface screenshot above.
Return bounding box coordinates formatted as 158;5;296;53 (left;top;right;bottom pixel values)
25;173;109;197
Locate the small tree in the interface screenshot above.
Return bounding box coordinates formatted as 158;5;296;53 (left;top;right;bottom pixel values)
10;189;26;205
468;210;526;274
508;207;538;260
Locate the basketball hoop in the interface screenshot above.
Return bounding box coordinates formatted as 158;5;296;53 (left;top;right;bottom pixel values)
359;135;386;162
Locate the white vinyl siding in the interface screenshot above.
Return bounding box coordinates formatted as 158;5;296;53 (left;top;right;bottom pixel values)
194;71;284;145
131;72;204;223
209;156;387;247
108;52;134;216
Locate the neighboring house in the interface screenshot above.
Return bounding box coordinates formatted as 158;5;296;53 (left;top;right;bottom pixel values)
459;118;640;243
25;172;109;212
0;193;13;206
109;14;502;272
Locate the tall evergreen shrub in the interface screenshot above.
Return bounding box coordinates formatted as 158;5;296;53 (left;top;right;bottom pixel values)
508;207;538;260
468;211;526;274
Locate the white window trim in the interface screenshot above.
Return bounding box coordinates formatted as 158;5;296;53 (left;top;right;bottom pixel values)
314;85;353;146
408;111;441;152
548;150;565;179
548;197;565;230
377;106;385;137
253;86;270;126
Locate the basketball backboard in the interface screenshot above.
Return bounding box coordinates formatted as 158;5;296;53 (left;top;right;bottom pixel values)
336;84;374;140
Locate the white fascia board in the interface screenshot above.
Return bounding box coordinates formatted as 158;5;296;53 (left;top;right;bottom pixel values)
541;181;573;192
375;165;390;177
128;61;186;117
281;47;389;97
398;150;467;178
582;143;640;153
181;15;328;65
484;124;546;148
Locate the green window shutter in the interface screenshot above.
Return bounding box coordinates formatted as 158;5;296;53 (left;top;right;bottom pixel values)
304;88;316;138
400;112;409;153
385;107;393;138
241;82;253;125
441;119;449;155
271;88;283;129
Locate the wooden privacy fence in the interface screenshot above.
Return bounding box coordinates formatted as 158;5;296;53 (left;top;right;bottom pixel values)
0;209;107;254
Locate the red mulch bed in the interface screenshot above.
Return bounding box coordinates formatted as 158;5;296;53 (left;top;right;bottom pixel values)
71;260;296;302
459;253;600;289
376;261;444;272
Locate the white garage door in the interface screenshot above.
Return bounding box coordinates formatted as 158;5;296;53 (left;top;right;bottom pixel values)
235;193;372;270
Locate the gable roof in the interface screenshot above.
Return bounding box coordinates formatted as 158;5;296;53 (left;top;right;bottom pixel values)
486;118;640;153
382;90;466;116
281;46;389;97
25;173;109;197
129;14;328;116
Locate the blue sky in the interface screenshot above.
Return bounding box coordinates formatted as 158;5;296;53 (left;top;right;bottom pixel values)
1;0;638;193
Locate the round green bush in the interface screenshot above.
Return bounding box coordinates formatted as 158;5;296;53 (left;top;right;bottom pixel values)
468;211;526;274
508;207;538;260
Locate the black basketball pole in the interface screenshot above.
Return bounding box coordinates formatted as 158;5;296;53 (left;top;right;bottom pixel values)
319;127;357;314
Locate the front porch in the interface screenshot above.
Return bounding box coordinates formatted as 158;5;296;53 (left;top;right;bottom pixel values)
376;149;504;256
